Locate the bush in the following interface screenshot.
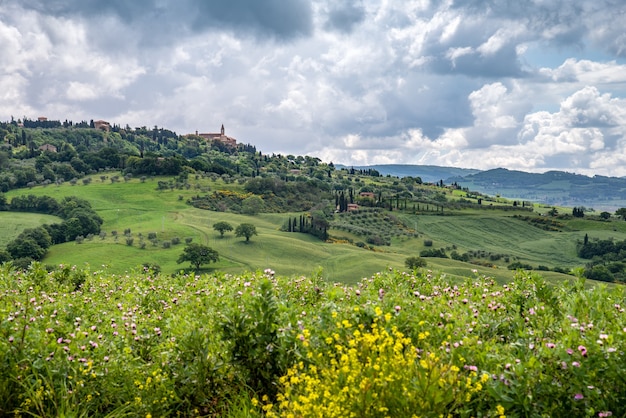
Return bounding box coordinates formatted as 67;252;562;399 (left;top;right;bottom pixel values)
420;248;447;258
508;261;533;270
0;267;625;416
405;256;427;269
424;239;433;247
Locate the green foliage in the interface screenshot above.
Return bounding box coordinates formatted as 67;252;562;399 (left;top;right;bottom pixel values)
419;248;447;258
405;256;427;269
235;223;257;242
508;261;534;270
177;243;219;269
221;278;283;397
213;221;233;237
0;259;623;416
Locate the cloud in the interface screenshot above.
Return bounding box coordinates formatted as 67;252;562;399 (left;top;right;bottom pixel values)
19;0;314;45
321;1;366;33
2;0;626;177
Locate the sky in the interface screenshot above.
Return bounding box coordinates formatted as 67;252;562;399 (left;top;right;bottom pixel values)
2;0;626;176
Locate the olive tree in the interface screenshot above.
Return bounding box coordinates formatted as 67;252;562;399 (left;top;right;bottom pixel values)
235;223;257;242
213;221;233;238
177;243;219;270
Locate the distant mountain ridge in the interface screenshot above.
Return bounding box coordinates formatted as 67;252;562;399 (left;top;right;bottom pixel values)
340;164;626;211
336;164;480;183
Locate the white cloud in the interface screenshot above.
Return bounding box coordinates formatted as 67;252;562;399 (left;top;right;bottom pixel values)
2;0;626;177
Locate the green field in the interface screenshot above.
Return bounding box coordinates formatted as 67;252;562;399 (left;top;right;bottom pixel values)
5;173;626;284
0;212;62;246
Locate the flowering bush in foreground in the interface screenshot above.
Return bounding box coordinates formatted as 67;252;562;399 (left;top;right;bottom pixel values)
0;263;624;417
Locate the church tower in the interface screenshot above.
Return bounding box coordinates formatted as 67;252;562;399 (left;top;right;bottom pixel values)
221;124;225;136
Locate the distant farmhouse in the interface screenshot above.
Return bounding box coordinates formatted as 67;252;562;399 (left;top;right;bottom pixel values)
93;120;111;132
193;124;237;147
38;143;57;153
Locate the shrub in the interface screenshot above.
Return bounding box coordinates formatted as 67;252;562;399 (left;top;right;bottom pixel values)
424;239;433;247
508;261;533;270
405;256;427;269
420;248;447;258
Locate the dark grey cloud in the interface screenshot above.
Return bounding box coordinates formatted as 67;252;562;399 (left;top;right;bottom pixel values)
323;1;365;33
19;0;314;44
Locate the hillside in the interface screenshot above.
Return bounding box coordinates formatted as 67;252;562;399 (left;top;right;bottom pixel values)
336;163;481;183
449;168;626;211
3;119;626;284
344;164;626;211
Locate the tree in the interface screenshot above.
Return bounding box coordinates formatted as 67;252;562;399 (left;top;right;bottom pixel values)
235;223;257;242
177;243;219;270
213;221;233;238
242;195;264;215
405;256;427;269
616;208;626;220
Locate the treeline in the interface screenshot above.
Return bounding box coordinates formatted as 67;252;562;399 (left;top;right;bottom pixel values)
284;213;329;241
0;122;259;193
0;194;102;269
577;236;626;283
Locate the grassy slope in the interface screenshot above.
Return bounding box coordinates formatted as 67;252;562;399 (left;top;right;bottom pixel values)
0;212;62;246
6;174;626;284
6;177;413;283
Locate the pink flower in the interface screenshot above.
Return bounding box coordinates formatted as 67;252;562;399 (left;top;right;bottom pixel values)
546;342;556;349
572;361;580;367
574;393;584;400
578;345;588;356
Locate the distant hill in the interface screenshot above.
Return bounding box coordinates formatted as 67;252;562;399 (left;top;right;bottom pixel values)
339;164;626;211
448;168;626;212
336;164;481;183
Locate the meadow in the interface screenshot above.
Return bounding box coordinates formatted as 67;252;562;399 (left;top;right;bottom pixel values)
4;173;626;284
0;213;61;247
0;264;624;417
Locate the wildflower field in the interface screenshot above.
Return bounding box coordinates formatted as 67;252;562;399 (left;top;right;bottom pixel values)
0;263;624;417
